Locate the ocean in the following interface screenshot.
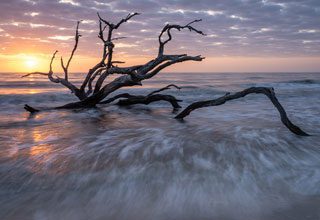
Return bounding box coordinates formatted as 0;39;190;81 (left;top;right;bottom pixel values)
0;72;320;220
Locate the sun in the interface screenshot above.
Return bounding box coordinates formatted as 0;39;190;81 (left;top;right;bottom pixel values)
24;57;39;70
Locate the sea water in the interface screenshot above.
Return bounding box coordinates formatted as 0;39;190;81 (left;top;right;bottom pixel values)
0;72;319;220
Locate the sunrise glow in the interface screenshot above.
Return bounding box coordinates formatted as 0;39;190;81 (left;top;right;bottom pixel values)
0;1;319;220
0;1;319;73
24;56;39;70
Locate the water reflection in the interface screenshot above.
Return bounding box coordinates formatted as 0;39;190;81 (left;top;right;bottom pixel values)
30;144;52;156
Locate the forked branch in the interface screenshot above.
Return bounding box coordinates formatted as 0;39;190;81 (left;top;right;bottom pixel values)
61;21;81;81
147;84;181;96
158;19;205;56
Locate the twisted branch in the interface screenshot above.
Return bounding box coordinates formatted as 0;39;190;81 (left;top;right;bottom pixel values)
158;19;205;56
147;84;181;96
61;21;81;81
175;87;309;136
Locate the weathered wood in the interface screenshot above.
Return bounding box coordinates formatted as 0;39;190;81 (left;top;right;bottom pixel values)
99;85;183;109
175;87;309;136
117;94;182;109
147;84;181;96
21;13;309;137
61;21;81;81
24;104;39;113
158;19;205;56
23;13;204;109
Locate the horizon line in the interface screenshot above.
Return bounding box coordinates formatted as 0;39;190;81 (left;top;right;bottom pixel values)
1;71;320;74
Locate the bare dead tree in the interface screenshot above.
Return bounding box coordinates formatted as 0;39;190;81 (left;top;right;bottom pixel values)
22;12;309;136
23;12;203;109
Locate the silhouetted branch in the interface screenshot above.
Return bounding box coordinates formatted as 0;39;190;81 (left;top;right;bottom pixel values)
86;68;105;96
99;84;183;109
100;93;182;109
93;13;140;92
61;21;81;81
21;72;48;78
23;51;59;82
46;50;60;83
158;19;205;56
144;55;204;79
147;84;181;96
114;12;140;29
99;93;136;104
117;94;182;109
175;87;309;136
24;104;39;113
112;37;127;41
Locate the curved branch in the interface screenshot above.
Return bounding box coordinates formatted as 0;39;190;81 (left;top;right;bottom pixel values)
86;68;105;96
99;93;136;104
97;12;112;27
100;84;182;104
117;94;182;109
147;84;181;96
23;50;85;100
114;12;140;29
21;51;58;84
158;19;205;56
144;55;204;79
21;72;48;78
47;50;59;83
99;85;183;108
61;21;81;81
175;87;309;136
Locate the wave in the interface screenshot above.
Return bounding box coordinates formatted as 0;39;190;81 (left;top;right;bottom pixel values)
282;79;320;84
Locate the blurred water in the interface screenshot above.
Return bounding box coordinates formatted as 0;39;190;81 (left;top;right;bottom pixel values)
0;72;320;220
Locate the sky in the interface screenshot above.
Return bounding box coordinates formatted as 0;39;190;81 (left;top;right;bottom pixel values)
0;0;319;73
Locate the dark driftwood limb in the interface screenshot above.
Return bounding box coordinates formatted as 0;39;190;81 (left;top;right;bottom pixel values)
24;93;181;113
99;93;136;104
117;94;182;109
21;72;48;78
24;104;40;113
175;87;309;136
22;51;58;78
61;21;81;81
22;48;87;100
147;84;181;96
99;84;183;108
158;19;205;56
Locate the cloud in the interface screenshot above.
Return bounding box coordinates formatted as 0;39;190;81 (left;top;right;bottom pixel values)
59;0;80;6
48;35;74;40
298;29;320;33
0;0;319;57
24;12;40;17
116;43;138;48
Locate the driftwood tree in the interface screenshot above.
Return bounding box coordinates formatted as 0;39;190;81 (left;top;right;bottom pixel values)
23;13;309;136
